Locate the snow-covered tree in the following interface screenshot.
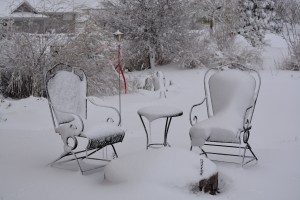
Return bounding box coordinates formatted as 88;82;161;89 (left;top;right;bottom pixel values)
191;0;224;33
275;0;300;71
275;0;300;24
0;32;56;98
238;0;282;46
96;0;195;70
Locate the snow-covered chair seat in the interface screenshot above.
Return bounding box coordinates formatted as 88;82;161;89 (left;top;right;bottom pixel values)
189;65;261;166
45;64;125;174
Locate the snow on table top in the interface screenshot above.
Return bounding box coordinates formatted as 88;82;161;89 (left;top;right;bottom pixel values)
137;106;183;122
104;147;217;188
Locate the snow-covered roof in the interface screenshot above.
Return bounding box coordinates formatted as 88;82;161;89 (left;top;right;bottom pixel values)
8;12;48;19
10;0;38;14
0;0;103;18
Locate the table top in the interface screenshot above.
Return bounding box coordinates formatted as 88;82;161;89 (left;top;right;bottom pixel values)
137;105;183;122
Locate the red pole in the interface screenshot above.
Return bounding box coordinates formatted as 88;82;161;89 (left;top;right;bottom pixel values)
116;45;127;94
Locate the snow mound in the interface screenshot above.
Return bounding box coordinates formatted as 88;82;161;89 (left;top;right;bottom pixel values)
264;33;287;48
104;147;217;188
234;34;252;47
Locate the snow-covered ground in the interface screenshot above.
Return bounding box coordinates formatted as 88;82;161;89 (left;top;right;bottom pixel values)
0;34;300;200
263;33;289;71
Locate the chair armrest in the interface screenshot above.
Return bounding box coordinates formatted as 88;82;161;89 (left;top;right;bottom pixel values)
49;104;84;153
189;97;206;126
87;97;121;126
241;105;254;144
48;102;84;132
243;105;253;129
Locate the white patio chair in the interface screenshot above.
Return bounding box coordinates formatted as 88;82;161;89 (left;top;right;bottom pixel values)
44;63;125;174
189;65;261;166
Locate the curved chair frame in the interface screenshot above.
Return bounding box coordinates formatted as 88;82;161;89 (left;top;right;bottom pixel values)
45;63;125;174
189;64;261;166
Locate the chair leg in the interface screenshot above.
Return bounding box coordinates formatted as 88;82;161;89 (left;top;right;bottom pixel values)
83;148;101;159
242;145;247;166
48;151;71;166
48;150;85;174
190;146;209;158
70;150;84;174
49;148;113;174
247;143;258;161
111;144;118;158
241;143;258;166
49;142;121;174
200;147;208;158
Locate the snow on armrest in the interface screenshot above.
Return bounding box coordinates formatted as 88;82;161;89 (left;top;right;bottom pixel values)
54;113;84;153
55;113;84;137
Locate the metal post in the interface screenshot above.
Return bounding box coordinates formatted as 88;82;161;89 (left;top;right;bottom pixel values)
114;30;124;126
118;44;122;126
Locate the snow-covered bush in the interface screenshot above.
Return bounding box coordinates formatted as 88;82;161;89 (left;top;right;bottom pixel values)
212;24;236;52
214;28;263;69
46;29;126;96
179;34;217;69
180;28;262;69
97;0;197;70
0;29;126;98
238;0;282;47
122;42;151;71
280;52;300;71
221;45;263;69
191;0;240;34
275;0;300;25
0;33;50;98
179;0;262;69
279;25;300;71
275;0;300;71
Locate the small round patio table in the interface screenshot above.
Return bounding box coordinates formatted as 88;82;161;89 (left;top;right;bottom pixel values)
137;105;183;149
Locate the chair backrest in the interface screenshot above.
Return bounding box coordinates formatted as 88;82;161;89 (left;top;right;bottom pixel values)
204;66;260;123
45;64;87;127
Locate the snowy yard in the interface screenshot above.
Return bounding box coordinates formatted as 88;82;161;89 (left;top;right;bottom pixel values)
0;34;300;200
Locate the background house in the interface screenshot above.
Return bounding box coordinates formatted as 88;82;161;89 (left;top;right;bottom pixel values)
0;0;101;34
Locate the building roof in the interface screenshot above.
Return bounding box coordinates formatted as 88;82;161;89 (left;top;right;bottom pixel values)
0;0;103;18
11;0;38;13
9;12;48;19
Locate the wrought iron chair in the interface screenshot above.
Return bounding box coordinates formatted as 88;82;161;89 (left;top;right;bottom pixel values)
44;63;125;174
189;64;261;166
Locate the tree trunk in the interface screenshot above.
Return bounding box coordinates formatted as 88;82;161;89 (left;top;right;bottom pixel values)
149;45;155;70
210;18;214;36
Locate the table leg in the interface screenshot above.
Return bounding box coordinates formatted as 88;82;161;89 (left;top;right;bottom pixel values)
164;117;172;146
140;115;173;149
139;115;150;149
